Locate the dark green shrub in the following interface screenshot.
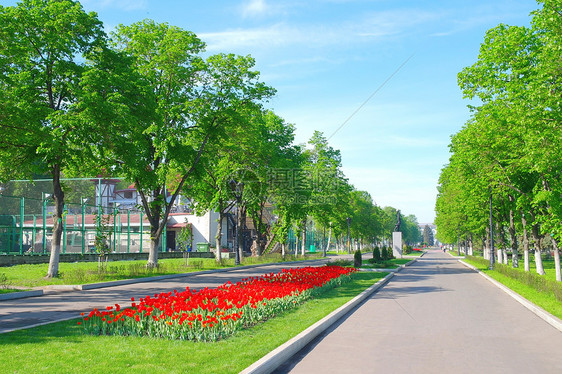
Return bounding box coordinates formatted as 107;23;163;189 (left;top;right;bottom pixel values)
387;246;395;259
373;247;381;261
381;247;388;261
327;259;353;267
354;249;362;268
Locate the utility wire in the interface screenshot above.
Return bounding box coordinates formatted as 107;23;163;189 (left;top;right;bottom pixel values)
327;54;414;141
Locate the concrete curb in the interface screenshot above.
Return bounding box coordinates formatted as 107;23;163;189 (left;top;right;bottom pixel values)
0;258;331;301
0;289;43;301
458;260;562;333
241;260;416;374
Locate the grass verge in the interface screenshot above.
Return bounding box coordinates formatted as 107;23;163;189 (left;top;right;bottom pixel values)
0;288;24;294
403;251;424;257
464;256;562;320
364;258;412;268
0;272;386;374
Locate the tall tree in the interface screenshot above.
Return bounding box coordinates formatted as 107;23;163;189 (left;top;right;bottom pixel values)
423;225;434;246
0;0;106;277
97;20;274;267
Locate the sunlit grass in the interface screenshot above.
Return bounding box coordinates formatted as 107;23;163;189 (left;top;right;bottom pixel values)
0;272;386;374
464;256;562;320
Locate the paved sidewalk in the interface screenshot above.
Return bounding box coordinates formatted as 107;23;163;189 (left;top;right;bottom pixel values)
273;250;562;374
0;259;333;334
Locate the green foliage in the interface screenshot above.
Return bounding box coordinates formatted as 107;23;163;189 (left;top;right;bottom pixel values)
327;259;353;267
0;1;424;270
0;0;108;278
0;273;10;289
422;225;434;246
373;247;381;261
437;0;562;281
366;258;410;268
381;247;388;261
177;224;194;252
353;249;362;268
387;246;395;259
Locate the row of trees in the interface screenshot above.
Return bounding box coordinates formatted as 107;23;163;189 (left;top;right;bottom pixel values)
435;0;561;281
0;0;421;277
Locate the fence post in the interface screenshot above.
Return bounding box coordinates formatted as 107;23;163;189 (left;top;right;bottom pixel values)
42;197;47;254
127;209;130;253
140;211;143;253
32;215;36;254
62;204;67;254
19;197;24;254
81;200;86;255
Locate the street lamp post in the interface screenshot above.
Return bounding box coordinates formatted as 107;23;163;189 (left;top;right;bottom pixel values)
346;217;351;254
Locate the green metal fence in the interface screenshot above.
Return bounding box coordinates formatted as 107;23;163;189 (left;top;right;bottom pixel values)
0;178;165;255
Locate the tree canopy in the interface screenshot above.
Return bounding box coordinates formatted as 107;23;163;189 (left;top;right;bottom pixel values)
436;0;562;281
0;0;424;272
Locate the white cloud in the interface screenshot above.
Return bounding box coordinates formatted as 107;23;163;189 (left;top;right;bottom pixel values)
242;0;267;17
200;9;442;52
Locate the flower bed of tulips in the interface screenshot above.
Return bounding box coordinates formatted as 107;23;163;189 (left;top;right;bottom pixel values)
79;265;356;341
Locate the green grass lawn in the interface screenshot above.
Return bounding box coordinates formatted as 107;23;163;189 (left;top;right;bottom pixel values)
446;250;466;257
403;251;424;257
0;288;25;294
0;272;387;374
463;257;562;320
363;258;412;268
0;254;324;289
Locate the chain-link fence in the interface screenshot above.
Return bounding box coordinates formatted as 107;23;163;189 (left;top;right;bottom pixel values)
0;178;165;255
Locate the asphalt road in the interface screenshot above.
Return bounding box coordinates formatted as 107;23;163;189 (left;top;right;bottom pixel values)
274;250;562;374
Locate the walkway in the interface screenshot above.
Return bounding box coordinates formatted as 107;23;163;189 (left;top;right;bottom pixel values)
274;250;562;374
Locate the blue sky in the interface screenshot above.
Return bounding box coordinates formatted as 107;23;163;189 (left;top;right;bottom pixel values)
3;0;539;223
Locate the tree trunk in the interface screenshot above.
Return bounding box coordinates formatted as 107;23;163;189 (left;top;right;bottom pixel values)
47;165;64;278
534;248;545;275
509;206;519;268
147;229;160;268
551;239;562;282
531;224;546;275
521;214;530;272
214;210;223;264
483;226;491;260
325;226;332;254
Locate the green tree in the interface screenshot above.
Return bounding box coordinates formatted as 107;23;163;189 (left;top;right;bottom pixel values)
423;225;434;246
0;0;106;277
93;20;274;268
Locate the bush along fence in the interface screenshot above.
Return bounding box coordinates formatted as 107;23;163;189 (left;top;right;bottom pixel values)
79;265;357;341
